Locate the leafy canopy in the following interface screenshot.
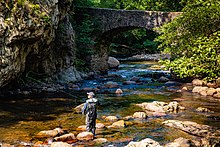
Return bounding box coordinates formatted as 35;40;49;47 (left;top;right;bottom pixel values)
156;0;220;81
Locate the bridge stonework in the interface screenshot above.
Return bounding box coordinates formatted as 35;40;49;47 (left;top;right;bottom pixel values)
76;8;181;72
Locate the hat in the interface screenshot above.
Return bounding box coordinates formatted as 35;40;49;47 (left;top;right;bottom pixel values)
87;92;95;96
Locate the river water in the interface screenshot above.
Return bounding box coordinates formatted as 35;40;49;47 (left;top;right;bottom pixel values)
0;61;220;146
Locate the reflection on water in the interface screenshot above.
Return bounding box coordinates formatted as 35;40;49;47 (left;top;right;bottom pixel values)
0;61;219;146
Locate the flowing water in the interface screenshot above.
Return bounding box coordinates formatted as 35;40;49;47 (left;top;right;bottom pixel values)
0;61;220;146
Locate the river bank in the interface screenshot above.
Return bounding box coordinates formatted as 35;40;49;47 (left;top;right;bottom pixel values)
0;60;219;146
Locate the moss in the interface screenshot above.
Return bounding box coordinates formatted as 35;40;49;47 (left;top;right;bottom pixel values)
2;0;51;24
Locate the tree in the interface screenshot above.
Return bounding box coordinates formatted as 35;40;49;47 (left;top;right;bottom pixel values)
156;0;220;81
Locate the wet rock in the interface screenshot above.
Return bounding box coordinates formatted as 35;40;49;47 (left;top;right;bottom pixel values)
213;93;220;98
93;138;108;144
206;88;217;96
125;138;162;147
123;115;134;121
96;123;106;130
192;79;205;86
181;86;188;91
50;142;72;147
133;112;147;119
207;82;218;88
192;86;208;93
165;137;196;147
115;88;123;95
0;143;13;147
164;81;181;86
158;76;169;82
107;120;125;128
196;107;213;113
201;136;220;147
36;128;64;138
76;125;86;131
82;87;94;91
162;120;220;138
47;87;57;92
104;116;118;122
123;80;137;85
76;132;94;141
104;81;119;88
136;101;185;113
130;76;140;82
108;57;120;69
54;133;77;143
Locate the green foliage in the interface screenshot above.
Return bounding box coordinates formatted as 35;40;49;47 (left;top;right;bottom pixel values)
2;0;50;24
110;29;160;56
157;0;220;81
74;14;100;71
98;0;186;11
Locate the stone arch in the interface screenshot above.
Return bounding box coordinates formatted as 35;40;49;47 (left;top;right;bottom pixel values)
91;26;156;72
75;8;182;72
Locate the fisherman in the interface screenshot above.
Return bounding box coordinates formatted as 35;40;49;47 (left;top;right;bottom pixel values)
82;92;99;136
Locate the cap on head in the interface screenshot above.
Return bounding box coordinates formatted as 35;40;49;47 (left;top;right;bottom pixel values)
87;92;95;96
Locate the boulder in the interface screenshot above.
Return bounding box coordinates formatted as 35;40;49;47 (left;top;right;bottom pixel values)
192;79;204;86
125;138;162;147
93;138;108;144
54;133;77;143
76;132;94;141
136;101;185;113
104;81;119;88
162;120;220;138
50;142;72;147
76;125;86;131
133;112;147;119
108;57;120;68
108;120;125;128
36;128;64;138
165;137;196;147
104;116;118;122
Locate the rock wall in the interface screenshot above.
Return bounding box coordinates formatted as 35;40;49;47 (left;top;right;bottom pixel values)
0;0;75;88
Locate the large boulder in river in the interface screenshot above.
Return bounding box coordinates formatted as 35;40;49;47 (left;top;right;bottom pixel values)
136;101;185;113
108;57;120;69
162;120;220;137
162;120;220;146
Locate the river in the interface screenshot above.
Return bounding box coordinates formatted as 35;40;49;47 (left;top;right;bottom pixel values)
0;61;219;146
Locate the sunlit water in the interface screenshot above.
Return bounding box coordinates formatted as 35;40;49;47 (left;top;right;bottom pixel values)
0;61;219;146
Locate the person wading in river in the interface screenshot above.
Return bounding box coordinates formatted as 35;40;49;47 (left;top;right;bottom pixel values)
82;92;99;137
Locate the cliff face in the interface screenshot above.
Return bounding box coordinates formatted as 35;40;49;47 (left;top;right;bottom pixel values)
0;0;75;88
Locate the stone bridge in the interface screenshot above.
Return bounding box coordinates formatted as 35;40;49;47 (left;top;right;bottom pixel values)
75;8;182;72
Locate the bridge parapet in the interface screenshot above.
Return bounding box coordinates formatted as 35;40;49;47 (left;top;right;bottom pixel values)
76;7;182;32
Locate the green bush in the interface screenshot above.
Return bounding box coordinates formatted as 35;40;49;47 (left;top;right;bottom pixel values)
157;0;220;82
